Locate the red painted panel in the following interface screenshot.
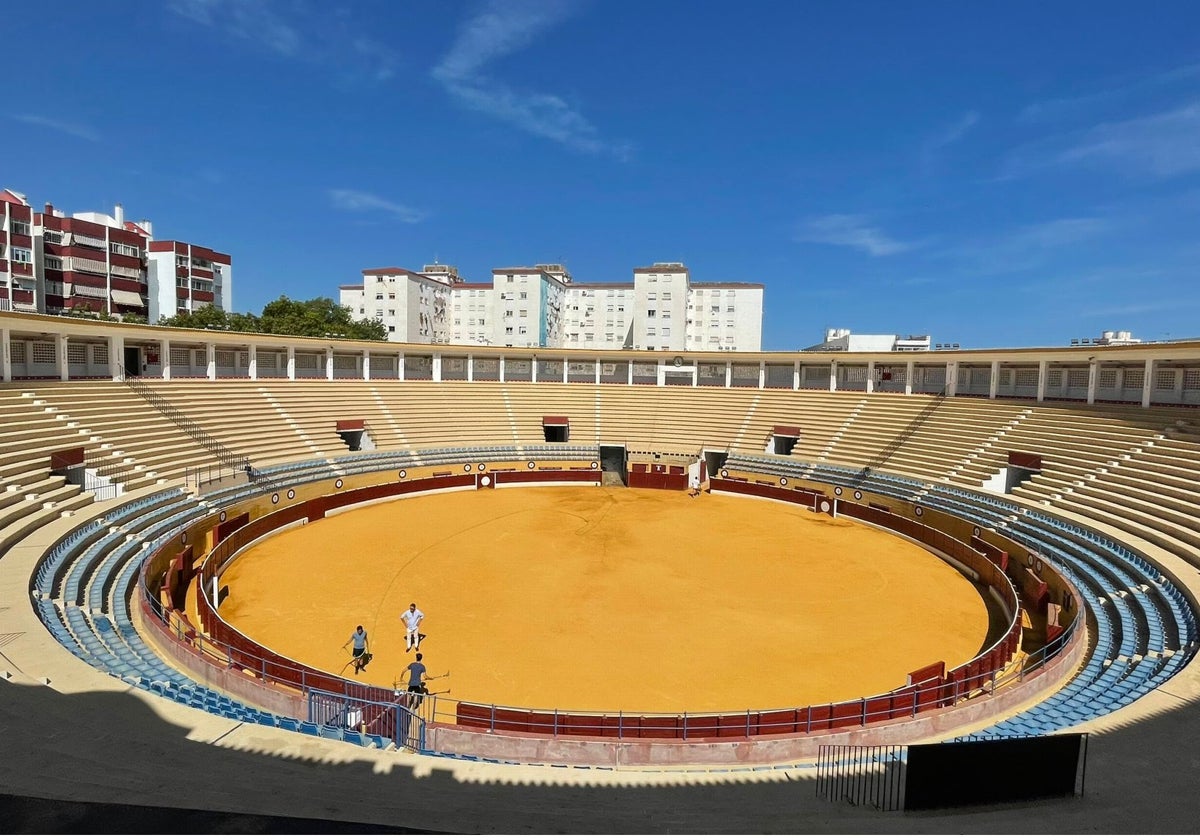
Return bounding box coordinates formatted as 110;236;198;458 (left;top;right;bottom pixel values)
684;714;720;739
773;425;801;437
1008;451;1043;470
50;447;86;470
757;709;798;736
335;419;365;431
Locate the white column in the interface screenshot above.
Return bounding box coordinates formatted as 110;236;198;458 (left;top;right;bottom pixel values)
206;343;216;381
866;360;875;394
691;364;698;387
58;334;69;381
988;361;1000;399
758;361;765;389
595;360;601;385
110;335;123;381
1036;360;1047;402
286;345;296;380
531;357;538;383
467;355;474;383
247;343;257;380
325;349;334;381
829;361;838;392
627;360;634;385
1087;359;1098;404
1142;359;1154;408
945;361;957;397
161;339;171;380
562;356;569;383
363;351;371;381
1;327;10;382
905;360;914;396
793;360;800;390
725;360;732;388
432;353;442;382
499;356;506;383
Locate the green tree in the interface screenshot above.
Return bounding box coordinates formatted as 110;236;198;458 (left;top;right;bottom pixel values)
258;296;386;341
157;297;386;341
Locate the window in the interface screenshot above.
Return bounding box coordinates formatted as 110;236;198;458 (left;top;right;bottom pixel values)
585;333;594;341
648;291;657;301
11;247;31;263
375;293;384;299
43;230;62;244
45;256;63;271
662;327;671;337
662;311;671;319
519;309;528;317
711;305;720;314
505;327;513;335
662;291;672;300
375;309;384;317
519;291;528;300
1156;369;1176;389
518;325;528;334
647;327;656;336
67;344;86;365
10;220;30;236
111;242;140;258
647;310;656;318
726;306;735;313
389;325;396;332
504;310;513;317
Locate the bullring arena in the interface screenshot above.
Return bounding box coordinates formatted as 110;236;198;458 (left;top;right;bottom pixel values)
3;309;1200;830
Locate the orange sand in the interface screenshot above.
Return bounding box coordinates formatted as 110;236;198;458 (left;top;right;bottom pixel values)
218;486;989;713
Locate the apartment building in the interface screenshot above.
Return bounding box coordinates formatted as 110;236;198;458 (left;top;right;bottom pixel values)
341;261;764;351
147;241;233;322
0;186;230;321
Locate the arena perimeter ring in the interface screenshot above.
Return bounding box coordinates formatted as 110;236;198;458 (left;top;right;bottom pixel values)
216;486;993;713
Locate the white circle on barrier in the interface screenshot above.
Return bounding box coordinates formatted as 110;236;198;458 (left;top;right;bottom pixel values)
590;461;598;470
819;500;831;513
528;461;536;469
219;511;227;522
464;464;472;472
914;505;924;516
398;469;407;479
480;475;492;487
720;469;729;478
478;463;487;471
181;532;188;545
973;526;981;537
271;493;280;504
853;490;863;500
287;489;296;500
335;479;344;489
780;477;788;486
834;487;843;496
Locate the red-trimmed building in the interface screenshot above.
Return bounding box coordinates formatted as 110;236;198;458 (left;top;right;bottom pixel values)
147;240;232;321
0;186;231;321
1;190;36;312
37;203;149;317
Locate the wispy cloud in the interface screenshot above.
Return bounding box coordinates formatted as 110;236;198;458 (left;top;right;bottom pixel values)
13;114;99;142
922;110;979;163
1002;102;1200;181
1020;62;1200;123
329;189;426;224
432;0;629;158
1057;102;1200;178
1002;217;1113;250
167;1;396;81
794;214;915;256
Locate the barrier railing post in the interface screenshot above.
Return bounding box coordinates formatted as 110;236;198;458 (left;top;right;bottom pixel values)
618;712;623;740
490;704;495;732
682;711;687;740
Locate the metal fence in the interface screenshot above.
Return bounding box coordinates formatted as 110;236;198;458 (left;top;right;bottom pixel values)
815;744;907;811
309;688;428;751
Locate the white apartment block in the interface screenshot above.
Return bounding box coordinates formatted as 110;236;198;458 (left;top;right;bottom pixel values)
340;261;764;351
341;267;452;343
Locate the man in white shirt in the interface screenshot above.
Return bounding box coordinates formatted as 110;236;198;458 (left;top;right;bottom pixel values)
400;603;425;652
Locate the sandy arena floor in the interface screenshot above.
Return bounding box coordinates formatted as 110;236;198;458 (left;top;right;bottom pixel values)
217;486;989;713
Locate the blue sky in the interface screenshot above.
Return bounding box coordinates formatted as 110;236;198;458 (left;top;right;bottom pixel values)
4;1;1199;350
